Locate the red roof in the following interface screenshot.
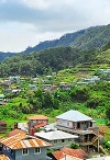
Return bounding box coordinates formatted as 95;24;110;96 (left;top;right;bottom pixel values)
61;147;88;159
34;122;47;128
52;150;83;160
52;150;65;160
7;129;26;137
27;115;48;120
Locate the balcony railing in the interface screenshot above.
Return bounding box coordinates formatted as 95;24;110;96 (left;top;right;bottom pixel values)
56;125;98;135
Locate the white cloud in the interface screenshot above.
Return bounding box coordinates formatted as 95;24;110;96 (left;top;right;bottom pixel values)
0;0;110;52
21;0;52;10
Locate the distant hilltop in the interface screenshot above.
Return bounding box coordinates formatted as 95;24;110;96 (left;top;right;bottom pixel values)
0;24;110;61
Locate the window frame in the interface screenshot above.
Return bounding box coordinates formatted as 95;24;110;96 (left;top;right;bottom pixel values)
34;147;41;154
22;148;29;156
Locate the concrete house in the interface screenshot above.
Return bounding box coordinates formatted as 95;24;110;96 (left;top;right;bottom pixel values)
0;154;9;160
28;115;49;135
0;121;7;133
55;110;99;152
51;147;88;160
35;130;78;149
28;115;49;128
0;133;52;160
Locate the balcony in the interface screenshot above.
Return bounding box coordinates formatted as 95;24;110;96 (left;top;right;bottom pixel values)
56;125;97;135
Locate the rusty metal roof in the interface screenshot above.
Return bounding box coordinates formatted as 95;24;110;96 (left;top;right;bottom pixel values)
0;154;10;160
0;133;51;149
52;150;82;160
34;122;47;128
27;115;48;120
7;129;26;137
61;147;89;159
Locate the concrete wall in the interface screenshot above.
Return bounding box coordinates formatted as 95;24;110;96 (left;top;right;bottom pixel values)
49;139;76;149
15;147;48;160
2;146;49;160
56;119;73;128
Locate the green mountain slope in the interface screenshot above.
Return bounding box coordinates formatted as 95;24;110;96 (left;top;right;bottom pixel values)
71;24;110;50
1;41;110;77
23;24;110;54
1;24;110;61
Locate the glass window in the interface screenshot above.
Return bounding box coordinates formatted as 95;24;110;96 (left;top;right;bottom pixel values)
54;140;57;143
22;148;29;156
34;148;41;154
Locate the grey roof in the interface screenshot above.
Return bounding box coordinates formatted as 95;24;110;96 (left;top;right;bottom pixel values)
35;130;78;140
56;110;92;122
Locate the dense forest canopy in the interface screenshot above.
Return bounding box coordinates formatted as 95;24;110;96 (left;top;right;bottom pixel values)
0;41;110;77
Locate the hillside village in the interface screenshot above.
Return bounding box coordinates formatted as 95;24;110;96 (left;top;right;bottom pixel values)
1;0;110;159
0;68;110;159
0;110;109;160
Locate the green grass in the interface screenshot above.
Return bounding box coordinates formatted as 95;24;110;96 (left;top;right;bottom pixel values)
95;118;106;125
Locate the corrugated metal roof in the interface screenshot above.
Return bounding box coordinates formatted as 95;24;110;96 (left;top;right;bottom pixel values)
52;150;64;159
27;115;48;120
0;133;51;149
36;130;78;140
34;122;47;128
61;147;89;159
7;129;26;137
56;110;92;122
0;154;10;160
52;150;82;160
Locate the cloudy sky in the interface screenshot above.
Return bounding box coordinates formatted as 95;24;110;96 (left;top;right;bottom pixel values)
0;0;110;52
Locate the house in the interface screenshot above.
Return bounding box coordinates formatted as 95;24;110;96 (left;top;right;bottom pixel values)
59;82;72;90
51;149;86;160
55;110;99;152
7;128;26;137
43;84;57;92
76;76;100;86
29;84;37;91
11;89;21;95
35;130;78;149
0;94;7;106
60;147;89;159
0;154;10;160
99;69;110;74
0;133;52;160
27;115;49;134
0;94;5;101
28;115;49;127
9;76;20;83
0;121;7;133
2;80;11;87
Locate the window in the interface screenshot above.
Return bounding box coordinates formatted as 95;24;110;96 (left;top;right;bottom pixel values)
34;148;41;154
62;139;65;143
54;140;57;143
22;148;29;156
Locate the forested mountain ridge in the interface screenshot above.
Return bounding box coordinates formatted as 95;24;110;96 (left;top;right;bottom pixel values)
23;24;110;53
0;24;110;61
0;52;16;61
0;41;110;77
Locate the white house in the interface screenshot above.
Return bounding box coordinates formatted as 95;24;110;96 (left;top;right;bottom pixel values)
35;130;78;149
55;110;99;152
